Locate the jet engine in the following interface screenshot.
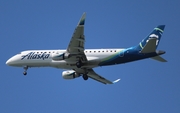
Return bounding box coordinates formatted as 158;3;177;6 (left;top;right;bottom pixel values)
52;52;70;60
62;70;80;79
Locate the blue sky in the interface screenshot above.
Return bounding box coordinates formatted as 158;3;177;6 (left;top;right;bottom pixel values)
1;0;180;113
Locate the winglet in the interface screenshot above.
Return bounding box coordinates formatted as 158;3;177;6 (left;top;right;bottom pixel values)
78;12;86;26
112;78;121;84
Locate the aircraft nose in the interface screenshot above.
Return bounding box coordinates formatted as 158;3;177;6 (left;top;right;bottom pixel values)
6;55;19;66
6;58;13;66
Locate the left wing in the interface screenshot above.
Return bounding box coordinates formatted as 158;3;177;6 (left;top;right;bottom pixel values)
66;13;87;62
87;69;120;84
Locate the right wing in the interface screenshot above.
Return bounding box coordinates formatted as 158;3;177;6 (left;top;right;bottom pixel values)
87;69;120;84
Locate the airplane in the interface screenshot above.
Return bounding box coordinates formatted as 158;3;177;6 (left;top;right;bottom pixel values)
6;13;167;84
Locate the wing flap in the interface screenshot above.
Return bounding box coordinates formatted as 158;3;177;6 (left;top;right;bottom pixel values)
67;28;85;53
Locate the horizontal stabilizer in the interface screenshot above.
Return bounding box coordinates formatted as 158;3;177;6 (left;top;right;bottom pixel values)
151;55;167;62
141;38;157;53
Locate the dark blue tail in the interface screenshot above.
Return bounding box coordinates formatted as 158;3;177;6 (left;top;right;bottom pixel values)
136;25;165;50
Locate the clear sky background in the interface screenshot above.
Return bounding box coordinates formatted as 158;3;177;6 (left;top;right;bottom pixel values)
1;0;180;113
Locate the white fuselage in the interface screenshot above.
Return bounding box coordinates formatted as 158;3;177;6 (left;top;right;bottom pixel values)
6;48;124;70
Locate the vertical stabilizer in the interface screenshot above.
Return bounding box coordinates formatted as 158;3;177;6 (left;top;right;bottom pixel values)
136;25;165;51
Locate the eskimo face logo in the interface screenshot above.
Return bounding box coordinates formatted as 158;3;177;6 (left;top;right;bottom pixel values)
149;34;159;39
21;52;50;60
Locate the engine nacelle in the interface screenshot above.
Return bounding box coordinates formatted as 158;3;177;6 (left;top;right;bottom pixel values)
52;52;70;60
62;70;80;79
